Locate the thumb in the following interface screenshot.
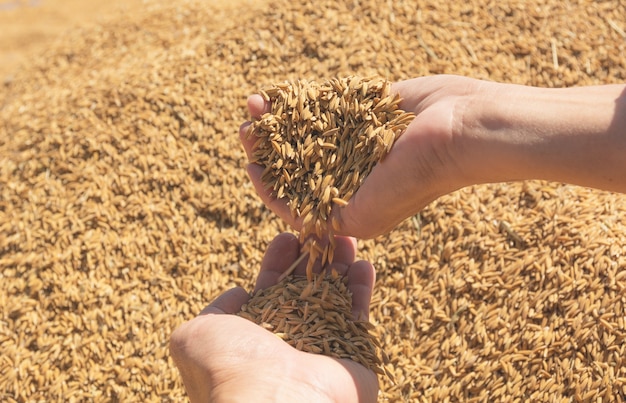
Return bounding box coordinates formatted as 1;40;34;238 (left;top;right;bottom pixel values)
198;287;250;315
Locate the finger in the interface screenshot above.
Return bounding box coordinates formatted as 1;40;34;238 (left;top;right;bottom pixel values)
319;235;357;277
246;164;301;229
289;234;357;278
331;236;357;266
199;287;250;315
247;94;270;119
345;260;376;321
240;94;271;160
254;232;300;292
239;121;255;160
390;78;430;114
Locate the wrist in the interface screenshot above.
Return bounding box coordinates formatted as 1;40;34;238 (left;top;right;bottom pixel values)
456;81;537;185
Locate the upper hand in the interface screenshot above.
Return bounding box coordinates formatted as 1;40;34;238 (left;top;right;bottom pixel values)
240;75;481;239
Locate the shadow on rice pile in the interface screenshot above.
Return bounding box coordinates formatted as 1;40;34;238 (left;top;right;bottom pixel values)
1;0;625;401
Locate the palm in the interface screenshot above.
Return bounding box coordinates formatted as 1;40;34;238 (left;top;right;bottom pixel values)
185;313;377;402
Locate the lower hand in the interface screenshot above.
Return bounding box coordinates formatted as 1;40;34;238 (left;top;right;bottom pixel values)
170;232;378;402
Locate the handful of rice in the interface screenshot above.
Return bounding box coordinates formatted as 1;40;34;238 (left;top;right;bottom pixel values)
238;271;388;376
247;75;414;278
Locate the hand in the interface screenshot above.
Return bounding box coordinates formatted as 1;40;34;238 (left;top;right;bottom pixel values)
169;232;378;403
240;75;482;239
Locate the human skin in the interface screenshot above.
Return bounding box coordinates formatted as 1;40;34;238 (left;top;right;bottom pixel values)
240;75;626;239
169;232;378;403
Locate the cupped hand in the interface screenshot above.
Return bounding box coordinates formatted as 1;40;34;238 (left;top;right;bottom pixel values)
240;75;484;239
170;232;378;403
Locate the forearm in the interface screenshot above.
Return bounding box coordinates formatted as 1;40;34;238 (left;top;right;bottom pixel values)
460;82;626;192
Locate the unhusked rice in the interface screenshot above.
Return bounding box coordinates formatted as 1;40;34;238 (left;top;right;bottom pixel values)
0;0;625;401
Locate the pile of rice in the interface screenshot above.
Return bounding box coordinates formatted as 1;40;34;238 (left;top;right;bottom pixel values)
1;0;624;401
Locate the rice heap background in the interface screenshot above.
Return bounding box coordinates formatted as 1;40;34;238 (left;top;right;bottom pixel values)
1;0;625;401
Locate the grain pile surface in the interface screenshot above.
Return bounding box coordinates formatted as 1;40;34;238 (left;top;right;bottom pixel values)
238;273;385;375
1;0;625;401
